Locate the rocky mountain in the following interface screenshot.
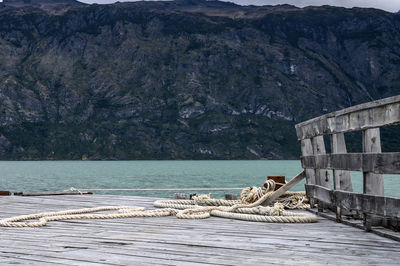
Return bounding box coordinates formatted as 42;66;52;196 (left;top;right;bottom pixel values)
2;0;84;14
0;0;399;160
3;0;83;7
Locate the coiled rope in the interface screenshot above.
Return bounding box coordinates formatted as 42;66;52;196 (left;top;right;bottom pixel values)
0;180;316;227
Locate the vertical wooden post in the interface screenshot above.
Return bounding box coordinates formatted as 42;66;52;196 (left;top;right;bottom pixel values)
336;206;342;223
330;133;353;221
225;194;237;200
362;128;384;195
330;133;353;191
362;128;384;231
312;136;331;189
174;193;187;199
312;136;331;212
301;138;316;208
301;139;316;185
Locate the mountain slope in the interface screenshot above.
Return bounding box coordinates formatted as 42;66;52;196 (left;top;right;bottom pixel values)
0;1;399;159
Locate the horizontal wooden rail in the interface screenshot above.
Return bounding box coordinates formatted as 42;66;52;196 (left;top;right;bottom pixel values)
305;184;333;205
301;152;400;174
305;184;400;218
296;95;400;140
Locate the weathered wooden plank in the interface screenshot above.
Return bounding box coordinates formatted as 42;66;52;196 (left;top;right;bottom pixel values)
3;223;394;248
2;229;398;262
0;255;75;266
0;232;396;264
305;184;333;205
0;249;118;265
362;128;384;196
305;185;400;219
0;244;227;266
301;139;316;185
0;241;378;266
1;223;397;255
301;152;400;174
2;222;397;253
362;128;384;230
295;95;400;140
0;256;68;266
330;133;353;191
329;133;352;221
334;190;400;218
311;136;332;191
0;221;353;241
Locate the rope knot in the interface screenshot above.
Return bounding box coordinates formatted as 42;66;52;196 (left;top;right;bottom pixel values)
270;203;285;216
240;181;276;204
192;194;212;206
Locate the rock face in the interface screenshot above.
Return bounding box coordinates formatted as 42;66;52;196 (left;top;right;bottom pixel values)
0;0;399;160
3;0;83;7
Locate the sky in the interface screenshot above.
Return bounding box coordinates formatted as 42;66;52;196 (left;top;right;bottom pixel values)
77;0;400;13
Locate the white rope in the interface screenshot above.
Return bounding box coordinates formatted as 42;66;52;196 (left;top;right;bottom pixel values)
164;186;315;222
69;187;83;195
0;181;316;227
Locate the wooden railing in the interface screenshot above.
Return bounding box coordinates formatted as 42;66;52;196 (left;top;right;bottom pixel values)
295;95;400;231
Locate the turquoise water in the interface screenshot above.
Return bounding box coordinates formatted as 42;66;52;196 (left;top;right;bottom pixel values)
0;161;399;198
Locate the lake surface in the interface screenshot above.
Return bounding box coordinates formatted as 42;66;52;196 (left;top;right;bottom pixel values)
0;161;399;199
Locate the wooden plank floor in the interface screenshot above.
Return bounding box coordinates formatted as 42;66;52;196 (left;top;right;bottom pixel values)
1;195;399;265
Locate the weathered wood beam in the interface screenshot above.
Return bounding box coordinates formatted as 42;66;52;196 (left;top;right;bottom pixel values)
295;95;400;140
330;133;353;191
362;128;384;195
312;136;332;189
305;184;333;205
362;128;384;230
300;138;316;185
301;152;400;174
330;132;352;220
305;184;400;219
334;190;400;219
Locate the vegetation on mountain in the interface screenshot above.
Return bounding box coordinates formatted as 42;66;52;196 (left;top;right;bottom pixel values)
0;0;399;159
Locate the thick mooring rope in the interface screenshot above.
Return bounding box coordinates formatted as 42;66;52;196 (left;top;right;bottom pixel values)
155;182;314;222
0;181;317;227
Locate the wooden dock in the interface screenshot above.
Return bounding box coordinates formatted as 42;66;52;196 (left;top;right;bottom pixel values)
1;194;399;265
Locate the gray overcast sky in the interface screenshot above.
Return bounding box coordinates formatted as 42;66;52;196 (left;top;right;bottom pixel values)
78;0;400;13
